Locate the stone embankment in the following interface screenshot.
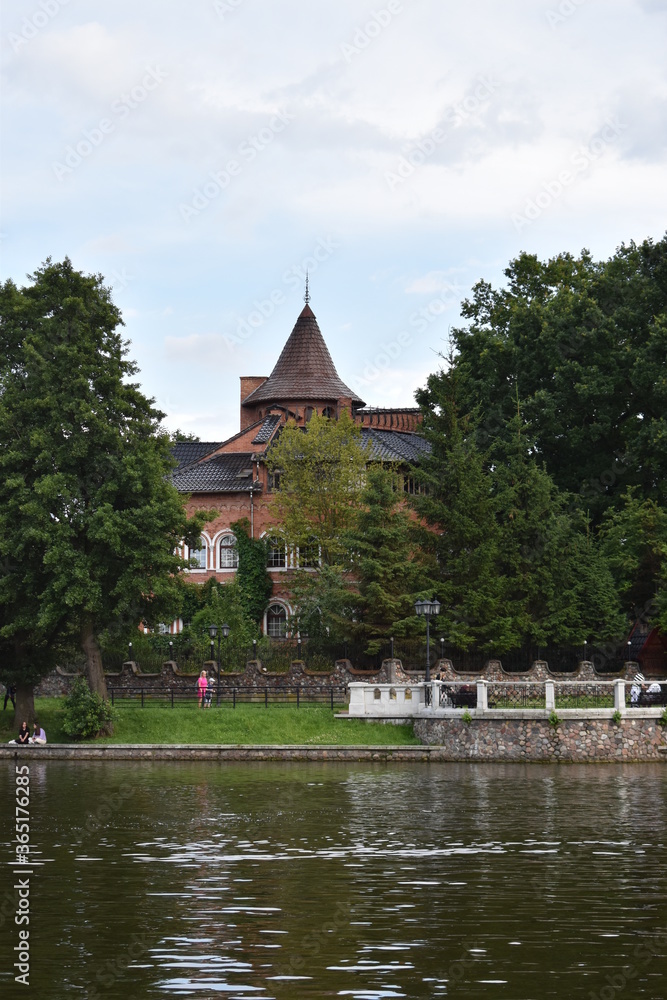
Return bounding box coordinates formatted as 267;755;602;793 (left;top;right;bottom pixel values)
414;716;667;761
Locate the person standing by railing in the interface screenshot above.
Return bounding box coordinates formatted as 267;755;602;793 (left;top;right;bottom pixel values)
197;670;208;708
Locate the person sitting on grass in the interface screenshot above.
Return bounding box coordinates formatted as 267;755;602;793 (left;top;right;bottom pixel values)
8;721;30;745
30;720;47;744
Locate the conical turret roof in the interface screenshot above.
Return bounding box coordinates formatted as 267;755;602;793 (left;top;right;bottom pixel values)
242;304;365;408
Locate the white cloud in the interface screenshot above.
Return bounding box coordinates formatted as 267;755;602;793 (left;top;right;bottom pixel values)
2;0;665;432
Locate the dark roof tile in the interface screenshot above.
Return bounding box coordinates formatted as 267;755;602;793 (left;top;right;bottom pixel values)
242;304;365;407
172;453;257;493
252;414;281;444
172;441;222;471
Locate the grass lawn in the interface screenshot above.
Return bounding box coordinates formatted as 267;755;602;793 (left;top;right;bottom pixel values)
0;698;419;746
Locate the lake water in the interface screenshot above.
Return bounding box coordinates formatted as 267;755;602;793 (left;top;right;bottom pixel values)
1;761;666;999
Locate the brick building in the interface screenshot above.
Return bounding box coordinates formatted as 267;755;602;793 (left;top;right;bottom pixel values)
171;297;429;636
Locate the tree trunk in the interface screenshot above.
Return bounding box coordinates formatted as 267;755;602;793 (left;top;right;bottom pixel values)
81;619;108;700
15;682;35;727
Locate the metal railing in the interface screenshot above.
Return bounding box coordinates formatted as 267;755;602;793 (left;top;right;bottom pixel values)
486;682;546;709
554;682;616;709
108;685;346;709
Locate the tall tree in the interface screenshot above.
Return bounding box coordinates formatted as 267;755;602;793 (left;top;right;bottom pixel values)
413;379;624;652
412;383;509;651
433;236;667;522
344;466;431;653
600;490;667;622
266;410;368;563
0;258;204;706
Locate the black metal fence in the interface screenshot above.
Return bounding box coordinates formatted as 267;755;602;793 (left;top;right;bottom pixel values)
554;683;615;708
108;685;347;709
486;682;546;708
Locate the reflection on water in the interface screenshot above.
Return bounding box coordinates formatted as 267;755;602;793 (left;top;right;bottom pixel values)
1;761;666;999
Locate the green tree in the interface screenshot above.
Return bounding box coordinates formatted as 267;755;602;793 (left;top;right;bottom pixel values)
412;384;508;651
345;466;431;653
490;413;624;649
600;490;667;622
266;410;368;563
189;577;260;669
0;258;204;715
413;380;624;652
434;236;667;522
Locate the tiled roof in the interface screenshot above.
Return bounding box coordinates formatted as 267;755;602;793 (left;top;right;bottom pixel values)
172;441;221;471
172;453;257;493
242;304;365;408
252;414;281;444
361;428;431;463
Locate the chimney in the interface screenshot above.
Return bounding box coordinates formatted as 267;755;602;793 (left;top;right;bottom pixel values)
240;376;268;430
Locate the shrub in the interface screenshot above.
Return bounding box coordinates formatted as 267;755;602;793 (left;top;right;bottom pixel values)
612;710;622;725
548;709;561;728
462;709;472;725
62;679;116;739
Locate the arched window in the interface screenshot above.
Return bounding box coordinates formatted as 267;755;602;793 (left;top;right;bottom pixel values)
219;533;238;569
298;537;320;569
266;603;288;638
266;535;286;568
304;405;314;423
190;538;207;570
322;406;334;419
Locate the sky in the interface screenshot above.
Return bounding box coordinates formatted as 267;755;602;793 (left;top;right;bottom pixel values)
1;0;666;441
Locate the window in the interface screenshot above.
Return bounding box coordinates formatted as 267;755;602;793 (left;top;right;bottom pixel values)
266;535;286;568
298;537;320;569
269;471;281;491
322;406;334;418
266;603;288;638
304;406;314;422
219;533;238;569
403;476;428;496
190;538;207;569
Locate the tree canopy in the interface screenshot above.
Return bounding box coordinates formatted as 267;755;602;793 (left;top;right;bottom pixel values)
0;258;204;714
413;236;667;650
428;236;667;523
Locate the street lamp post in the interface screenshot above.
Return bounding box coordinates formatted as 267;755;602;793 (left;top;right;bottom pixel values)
208;624;230;706
415;599;441;683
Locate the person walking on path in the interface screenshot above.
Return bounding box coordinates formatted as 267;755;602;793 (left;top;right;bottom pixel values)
197;670;208;708
3;684;16;710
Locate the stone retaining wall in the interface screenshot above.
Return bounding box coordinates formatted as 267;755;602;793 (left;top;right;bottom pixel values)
414;716;667;761
34;658;412;697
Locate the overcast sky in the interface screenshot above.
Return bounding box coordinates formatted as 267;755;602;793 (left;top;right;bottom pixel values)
2;0;666;440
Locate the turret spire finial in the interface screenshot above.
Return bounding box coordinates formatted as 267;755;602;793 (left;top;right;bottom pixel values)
304;270;310;305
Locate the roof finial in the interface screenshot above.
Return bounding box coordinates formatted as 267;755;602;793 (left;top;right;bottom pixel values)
304;270;310;305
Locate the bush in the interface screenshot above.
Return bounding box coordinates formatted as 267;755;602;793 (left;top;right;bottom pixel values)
62;679;116;739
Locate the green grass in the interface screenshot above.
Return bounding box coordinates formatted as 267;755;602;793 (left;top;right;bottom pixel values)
0;698;69;744
1;698;419;746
